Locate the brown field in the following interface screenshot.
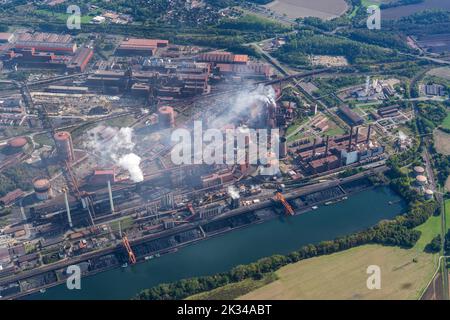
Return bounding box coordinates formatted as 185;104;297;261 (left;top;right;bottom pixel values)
383;0;450;20
264;0;348;20
239;245;437;300
428;67;450;81
434;129;450;156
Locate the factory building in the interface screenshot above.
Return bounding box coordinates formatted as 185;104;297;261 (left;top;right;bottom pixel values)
0;33;14;43
116;38;168;56
14;32;77;54
216;62;273;80
197;51;248;64
338;105;364;126
296;125;384;175
54;131;74;162
199;203;224;219
45;86;89;94
86;70;131;93
0;98;24;114
66;47;94;73
131;83;150;97
425;84;446;97
90;169;116;185
0;189;24;206
4;48;69;70
377;105;399;118
33;178;52;201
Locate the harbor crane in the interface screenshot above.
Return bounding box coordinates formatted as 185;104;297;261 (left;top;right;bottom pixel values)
274;192;294;216
122;235;137;264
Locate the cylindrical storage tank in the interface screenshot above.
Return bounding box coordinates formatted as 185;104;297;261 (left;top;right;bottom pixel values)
158;106;175;128
413;166;425;176
416;175;427;186
8;137;28;153
54;131;74;162
33;178;52;201
424;189;434;200
280;137;287;158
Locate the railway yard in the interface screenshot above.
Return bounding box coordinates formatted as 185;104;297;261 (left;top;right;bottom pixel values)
0;26;445;299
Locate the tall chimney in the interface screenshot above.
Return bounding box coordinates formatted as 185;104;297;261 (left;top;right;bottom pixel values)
348;126;353;151
325;135;330;157
312;138;317;157
108;180;115;214
64;189;73;228
366;125;372;144
355;127;360;144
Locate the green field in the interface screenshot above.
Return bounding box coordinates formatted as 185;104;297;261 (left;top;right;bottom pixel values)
441;112;450;130
34;9;93;24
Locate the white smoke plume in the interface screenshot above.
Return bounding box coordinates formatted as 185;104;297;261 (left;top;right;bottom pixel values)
227;185;240;199
118;153;144;183
84;126;144;183
209;84;276;129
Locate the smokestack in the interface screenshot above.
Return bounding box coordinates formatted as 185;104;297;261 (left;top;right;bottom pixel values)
280;137;287;158
366;125;372;144
312;138;317;157
348;126;353;151
355;127;360;144
108;180;115;214
325;136;330;157
64;189;73;228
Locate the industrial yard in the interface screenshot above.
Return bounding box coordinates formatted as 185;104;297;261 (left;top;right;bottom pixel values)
0;0;448;303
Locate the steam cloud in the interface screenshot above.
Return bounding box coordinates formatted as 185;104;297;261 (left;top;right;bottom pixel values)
84;126;144;183
209;84;276;129
118;153;144;183
227;186;240;199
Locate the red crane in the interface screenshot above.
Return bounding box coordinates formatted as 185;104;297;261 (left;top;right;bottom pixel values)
122;235;137;264
275;192;294;216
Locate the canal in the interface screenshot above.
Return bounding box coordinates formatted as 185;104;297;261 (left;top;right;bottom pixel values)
29;186;406;300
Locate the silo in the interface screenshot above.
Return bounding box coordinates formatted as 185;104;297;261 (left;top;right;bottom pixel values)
424;189;434;200
416;175;427;186
413;166;425;177
54;131;74;162
33;178;52;201
8;137;28;153
158;106;175;128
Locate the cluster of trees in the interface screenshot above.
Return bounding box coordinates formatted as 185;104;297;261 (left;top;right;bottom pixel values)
218;14;290;33
0;164;41;197
416;102;448;134
343;30;411;52
444;228;450;255
430;144;450;186
274;30;401;67
387;10;450;36
380;0;424;10
425;235;442;253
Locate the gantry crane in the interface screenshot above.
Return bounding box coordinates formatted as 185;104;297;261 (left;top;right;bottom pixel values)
122;235;137;264
274;192;294;216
